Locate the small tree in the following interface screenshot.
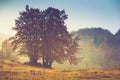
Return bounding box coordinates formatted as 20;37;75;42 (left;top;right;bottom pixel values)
1;40;17;61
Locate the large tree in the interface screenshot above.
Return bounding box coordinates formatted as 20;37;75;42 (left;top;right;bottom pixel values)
10;5;80;68
41;7;80;68
10;5;43;65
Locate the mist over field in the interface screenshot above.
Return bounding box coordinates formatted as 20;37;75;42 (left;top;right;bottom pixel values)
52;28;120;70
0;0;120;80
1;28;120;70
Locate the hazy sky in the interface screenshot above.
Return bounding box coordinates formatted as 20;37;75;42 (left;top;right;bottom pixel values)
0;0;120;35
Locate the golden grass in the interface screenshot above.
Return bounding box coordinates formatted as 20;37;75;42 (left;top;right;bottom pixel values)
0;62;120;80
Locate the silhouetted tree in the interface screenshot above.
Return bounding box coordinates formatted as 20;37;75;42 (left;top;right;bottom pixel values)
10;5;43;65
41;7;80;68
10;5;80;68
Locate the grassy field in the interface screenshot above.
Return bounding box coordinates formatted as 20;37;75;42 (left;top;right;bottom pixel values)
0;61;120;80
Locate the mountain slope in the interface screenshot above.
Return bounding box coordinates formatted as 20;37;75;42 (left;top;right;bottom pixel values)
75;28;120;70
53;28;120;70
115;29;120;38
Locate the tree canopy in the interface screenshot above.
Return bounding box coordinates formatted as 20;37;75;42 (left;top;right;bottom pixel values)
10;5;80;68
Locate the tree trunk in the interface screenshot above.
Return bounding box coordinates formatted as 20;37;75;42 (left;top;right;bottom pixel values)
44;60;52;68
42;52;46;67
48;61;52;68
30;44;38;65
41;47;52;68
30;57;38;65
49;61;52;68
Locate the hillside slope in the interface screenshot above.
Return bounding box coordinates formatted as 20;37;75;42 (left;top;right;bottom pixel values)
0;60;120;80
75;28;120;69
53;28;120;70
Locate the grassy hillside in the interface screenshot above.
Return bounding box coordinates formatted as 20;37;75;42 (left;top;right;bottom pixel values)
0;60;120;80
